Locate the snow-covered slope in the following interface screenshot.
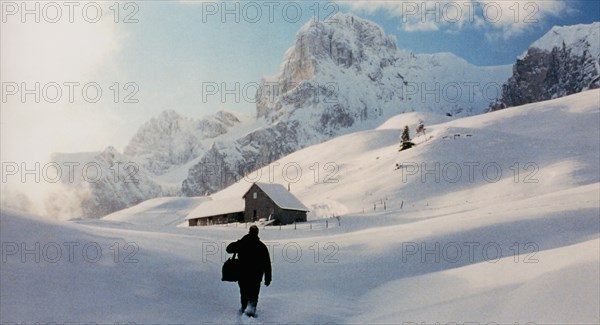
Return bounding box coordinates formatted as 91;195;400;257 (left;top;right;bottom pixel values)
2;90;599;323
214;89;600;222
102;196;208;226
492;22;600;110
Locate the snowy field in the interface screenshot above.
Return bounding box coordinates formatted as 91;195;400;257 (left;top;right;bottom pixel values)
1;90;599;324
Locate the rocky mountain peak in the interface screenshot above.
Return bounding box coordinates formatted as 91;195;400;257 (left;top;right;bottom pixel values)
276;12;396;87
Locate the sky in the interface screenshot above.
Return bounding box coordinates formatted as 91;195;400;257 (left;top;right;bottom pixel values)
1;0;599;163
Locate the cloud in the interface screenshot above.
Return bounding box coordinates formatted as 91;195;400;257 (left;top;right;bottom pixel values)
403;20;440;32
478;0;567;39
343;0;569;38
1;1;127;162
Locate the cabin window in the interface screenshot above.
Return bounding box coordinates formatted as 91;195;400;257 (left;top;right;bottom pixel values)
253;192;257;199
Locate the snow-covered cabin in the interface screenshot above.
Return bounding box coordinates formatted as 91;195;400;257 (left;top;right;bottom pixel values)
186;198;245;226
186;182;309;226
243;183;309;225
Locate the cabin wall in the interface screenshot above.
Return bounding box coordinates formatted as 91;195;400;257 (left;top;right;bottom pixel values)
279;210;308;225
189;212;244;227
244;184;280;223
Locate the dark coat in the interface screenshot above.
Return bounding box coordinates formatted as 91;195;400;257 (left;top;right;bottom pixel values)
226;233;272;283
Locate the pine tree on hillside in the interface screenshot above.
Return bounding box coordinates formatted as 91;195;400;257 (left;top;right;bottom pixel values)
416;119;427;141
400;125;415;151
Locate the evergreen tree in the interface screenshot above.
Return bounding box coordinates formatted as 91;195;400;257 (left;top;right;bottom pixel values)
416;119;427;141
400;125;415;151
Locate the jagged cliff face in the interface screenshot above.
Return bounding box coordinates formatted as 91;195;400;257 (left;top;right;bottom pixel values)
182;13;512;196
256;15;398;119
492;22;600;110
256;15;399;121
124;110;242;176
182;120;303;196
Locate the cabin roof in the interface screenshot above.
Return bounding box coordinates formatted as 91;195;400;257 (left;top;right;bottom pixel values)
185;198;245;220
243;182;309;212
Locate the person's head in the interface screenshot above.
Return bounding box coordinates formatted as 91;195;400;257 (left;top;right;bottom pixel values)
249;225;259;236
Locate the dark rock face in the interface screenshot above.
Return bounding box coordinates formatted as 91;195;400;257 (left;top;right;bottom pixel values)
182;119;306;196
318;104;355;137
491;24;600;111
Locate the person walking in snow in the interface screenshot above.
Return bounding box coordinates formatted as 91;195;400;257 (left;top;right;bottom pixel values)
226;225;272;317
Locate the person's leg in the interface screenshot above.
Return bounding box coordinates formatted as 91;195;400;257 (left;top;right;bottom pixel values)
246;281;262;316
238;281;249;313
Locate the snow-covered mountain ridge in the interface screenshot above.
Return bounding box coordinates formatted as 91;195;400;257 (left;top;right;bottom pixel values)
492;22;600;110
526;22;600;58
124;110;248;176
258;13;511;121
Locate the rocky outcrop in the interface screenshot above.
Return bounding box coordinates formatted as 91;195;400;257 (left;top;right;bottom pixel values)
182;119;304;196
491;22;600;110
